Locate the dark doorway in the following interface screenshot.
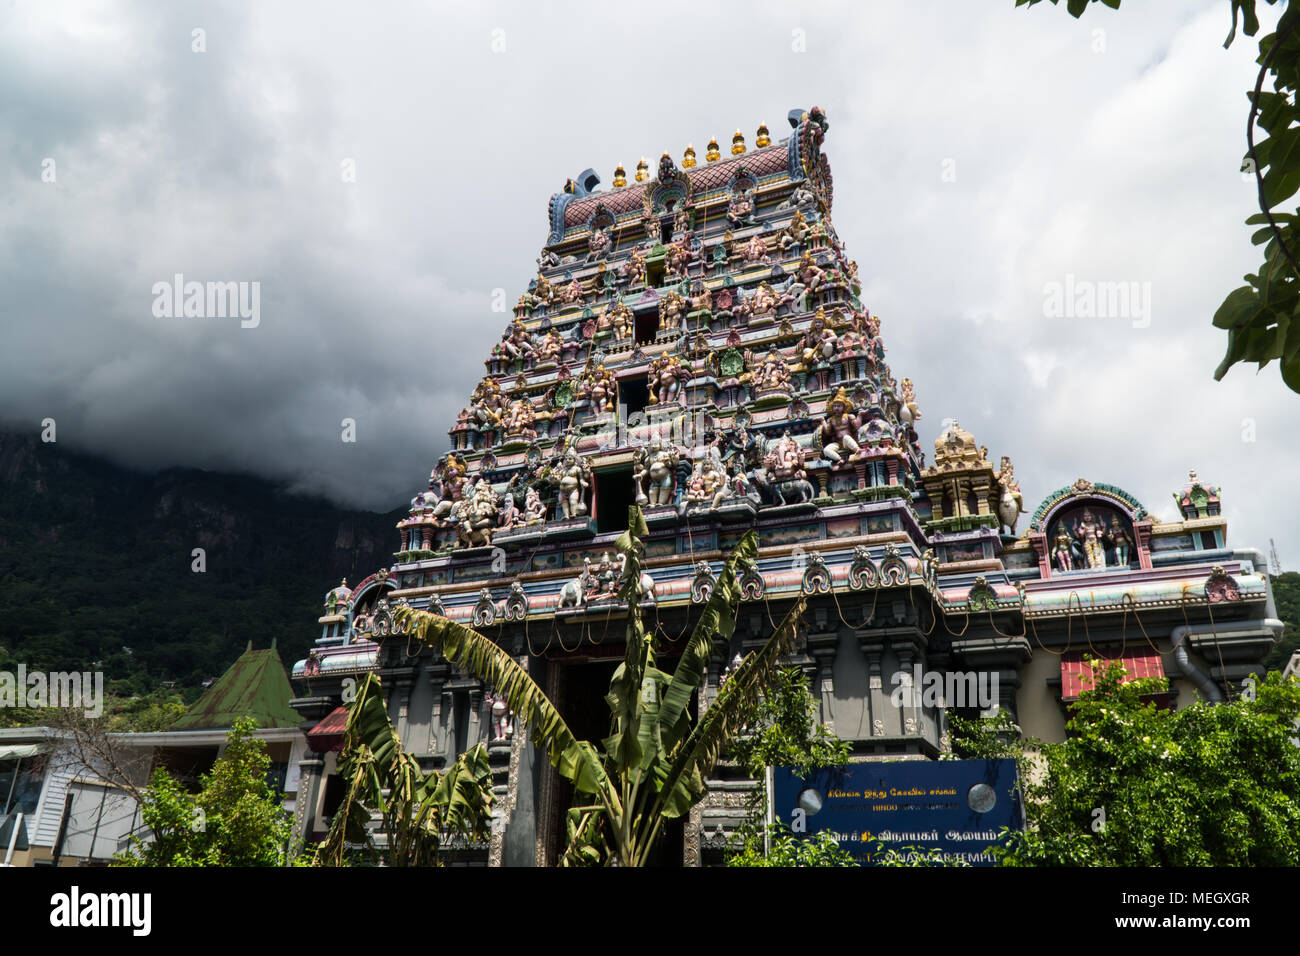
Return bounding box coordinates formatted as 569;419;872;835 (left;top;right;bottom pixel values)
622;376;649;415
549;657;685;867
660;219;673;243
595;467;636;533
635;312;659;344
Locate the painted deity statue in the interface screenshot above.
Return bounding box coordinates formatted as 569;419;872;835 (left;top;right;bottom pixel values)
995;456;1023;511
779;210;810;252
1052;530;1074;573
523;485;547;526
554;447;591;519
579;361;617;414
560;277;584;305
605;300;634;340
622;245;648;287
1073;508;1107;569
690;285;713;317
797;252;827;294
819;387;863;466
765;432;806;482
648;353;692;405
799;308;838;369
659;290;687;332
751;346;792;392
1108;517;1131;566
741;233;768;264
588;224;611;260
665;237;693;278
453;477;499;548
498;320;536;362
727;186;755;225
502;398;536;440
685;454;731;510
634;438;679;507
536;330;562;365
673;206;692;236
744;281;779;319
469;377;506;429
529;273;555;310
898;377;922;425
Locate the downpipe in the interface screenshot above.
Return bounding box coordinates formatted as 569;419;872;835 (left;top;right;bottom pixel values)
1170;617;1285;704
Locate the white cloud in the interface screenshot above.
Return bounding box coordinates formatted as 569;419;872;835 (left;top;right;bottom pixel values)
0;0;1293;564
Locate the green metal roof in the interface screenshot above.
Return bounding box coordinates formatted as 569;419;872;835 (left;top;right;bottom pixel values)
172;644;300;731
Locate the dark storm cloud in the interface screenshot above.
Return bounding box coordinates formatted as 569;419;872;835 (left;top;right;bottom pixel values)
0;0;1293;561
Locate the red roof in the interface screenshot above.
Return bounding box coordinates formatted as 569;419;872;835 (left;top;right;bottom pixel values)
1060;649;1165;701
306;705;349;752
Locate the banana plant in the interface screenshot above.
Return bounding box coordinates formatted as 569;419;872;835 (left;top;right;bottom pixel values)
387;505;806;867
314;671;494;867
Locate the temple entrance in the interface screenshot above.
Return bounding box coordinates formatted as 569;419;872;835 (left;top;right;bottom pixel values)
543;654;685;866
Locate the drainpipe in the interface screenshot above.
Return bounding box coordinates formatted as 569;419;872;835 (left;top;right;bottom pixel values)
1170;617;1285;704
1232;549;1280;621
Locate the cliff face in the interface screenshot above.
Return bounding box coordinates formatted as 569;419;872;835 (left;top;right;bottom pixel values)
0;433;403;695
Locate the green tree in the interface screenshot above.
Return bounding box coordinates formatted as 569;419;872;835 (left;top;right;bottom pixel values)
724;665;854;866
314;672;494;866
1018;0;1300;391
383;506;805;867
1264;569;1299;670
959;660;1300;865
115;715;299;866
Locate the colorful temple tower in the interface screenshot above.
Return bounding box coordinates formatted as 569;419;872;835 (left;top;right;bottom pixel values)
289;108;1282;865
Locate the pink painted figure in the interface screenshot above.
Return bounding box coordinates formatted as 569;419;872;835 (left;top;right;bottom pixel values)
1052;530;1074;573
818;388;862;466
561;277;584;304
1108;516;1131;566
1073;508;1106;569
797;252;827;293
659;290;688;332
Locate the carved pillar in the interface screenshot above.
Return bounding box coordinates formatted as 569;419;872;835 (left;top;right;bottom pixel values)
468;681;485;747
535;660;564;868
893;641;921;737
394;678;413;743
806;629;840;734
427;661;450;758
295;756;325;845
857;633;887;738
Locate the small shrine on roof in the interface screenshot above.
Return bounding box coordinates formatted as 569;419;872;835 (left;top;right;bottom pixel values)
289;108;1283;866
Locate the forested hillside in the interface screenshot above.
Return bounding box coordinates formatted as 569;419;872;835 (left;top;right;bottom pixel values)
0;434;403;700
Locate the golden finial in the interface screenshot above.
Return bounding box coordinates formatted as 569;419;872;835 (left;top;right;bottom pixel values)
682;144;696;168
731;129;746;155
635;157;649;182
706;137;721;162
756;122;770;148
613;163;627;188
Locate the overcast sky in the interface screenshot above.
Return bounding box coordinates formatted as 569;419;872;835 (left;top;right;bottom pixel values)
2;1;1295;565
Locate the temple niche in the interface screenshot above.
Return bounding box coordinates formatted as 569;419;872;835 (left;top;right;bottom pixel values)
1047;502;1135;572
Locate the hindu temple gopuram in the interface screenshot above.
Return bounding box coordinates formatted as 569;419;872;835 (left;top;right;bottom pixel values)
288;108;1283;866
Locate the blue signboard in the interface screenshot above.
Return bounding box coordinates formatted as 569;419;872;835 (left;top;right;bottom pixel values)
770;759;1023;866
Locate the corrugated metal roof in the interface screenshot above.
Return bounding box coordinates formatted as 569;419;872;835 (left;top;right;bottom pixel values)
171;645;300;730
1060;649;1165;701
